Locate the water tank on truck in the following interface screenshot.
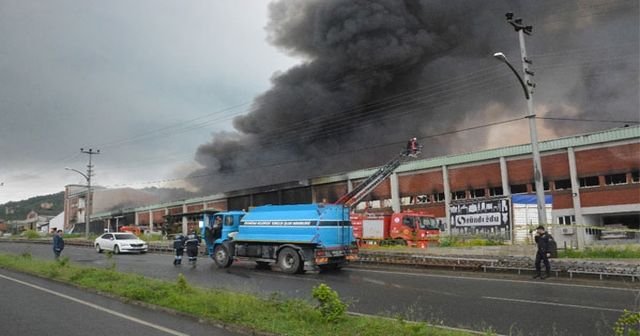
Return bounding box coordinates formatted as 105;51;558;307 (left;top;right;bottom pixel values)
201;204;358;274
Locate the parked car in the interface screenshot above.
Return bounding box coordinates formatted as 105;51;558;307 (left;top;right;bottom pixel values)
94;232;148;254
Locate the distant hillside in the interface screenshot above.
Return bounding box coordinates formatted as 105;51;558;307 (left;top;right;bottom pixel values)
0;187;197;221
1;192;65;221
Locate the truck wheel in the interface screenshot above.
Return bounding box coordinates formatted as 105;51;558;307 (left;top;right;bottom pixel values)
278;247;303;274
214;245;233;268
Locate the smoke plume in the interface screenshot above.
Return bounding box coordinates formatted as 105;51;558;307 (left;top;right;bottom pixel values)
191;0;639;193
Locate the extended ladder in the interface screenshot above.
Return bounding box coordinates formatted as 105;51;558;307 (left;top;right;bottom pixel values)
335;143;421;208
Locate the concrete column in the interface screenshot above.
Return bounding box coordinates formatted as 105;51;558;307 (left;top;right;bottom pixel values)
347;179;353;193
107;218;111;232
134;212;139;226
442;165;452;233
311;186;318;203
390;172;401;213
148;210;153;233
499;157;511;196
182;203;188;235
567;147;585;249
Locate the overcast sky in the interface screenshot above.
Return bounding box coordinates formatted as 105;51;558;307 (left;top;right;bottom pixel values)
1;0;638;205
0;1;296;203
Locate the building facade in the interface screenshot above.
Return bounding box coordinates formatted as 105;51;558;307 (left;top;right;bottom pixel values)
89;126;640;246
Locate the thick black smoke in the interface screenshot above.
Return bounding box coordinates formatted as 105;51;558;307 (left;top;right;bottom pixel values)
191;0;639;193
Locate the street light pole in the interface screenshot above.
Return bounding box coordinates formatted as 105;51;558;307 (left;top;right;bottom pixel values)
65;148;100;239
80;148;99;239
65;167;90;238
496;12;548;226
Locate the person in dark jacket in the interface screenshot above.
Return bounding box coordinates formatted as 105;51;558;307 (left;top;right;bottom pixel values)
533;225;551;279
53;230;64;260
184;230;201;266
172;234;185;265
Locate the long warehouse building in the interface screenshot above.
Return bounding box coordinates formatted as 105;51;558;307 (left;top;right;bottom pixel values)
78;125;639;247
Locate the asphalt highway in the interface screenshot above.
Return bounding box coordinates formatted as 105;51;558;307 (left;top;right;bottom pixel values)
0;268;238;336
0;242;637;336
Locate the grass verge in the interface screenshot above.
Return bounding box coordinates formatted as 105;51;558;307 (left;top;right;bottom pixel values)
558;245;640;259
0;252;475;336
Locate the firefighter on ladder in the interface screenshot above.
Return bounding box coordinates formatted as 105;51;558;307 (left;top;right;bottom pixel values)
406;137;419;157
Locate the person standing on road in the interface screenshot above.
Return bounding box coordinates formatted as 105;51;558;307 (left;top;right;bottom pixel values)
184;230;201;266
172;234;186;265
53;230;64;260
533;225;551;279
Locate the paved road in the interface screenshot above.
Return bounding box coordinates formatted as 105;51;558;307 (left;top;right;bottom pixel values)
0;242;637;336
0;268;238;336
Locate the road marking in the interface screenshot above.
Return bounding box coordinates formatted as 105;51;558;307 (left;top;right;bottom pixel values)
0;273;189;336
347;268;640;292
482;296;626;313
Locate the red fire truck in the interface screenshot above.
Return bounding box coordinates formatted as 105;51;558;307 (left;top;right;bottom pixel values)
351;211;440;248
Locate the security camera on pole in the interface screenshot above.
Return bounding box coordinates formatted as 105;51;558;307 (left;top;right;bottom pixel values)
494;13;548;228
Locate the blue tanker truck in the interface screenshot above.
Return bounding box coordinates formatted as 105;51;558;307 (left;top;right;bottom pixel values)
202;203;357;273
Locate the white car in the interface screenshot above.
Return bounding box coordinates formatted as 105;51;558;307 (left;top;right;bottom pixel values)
94;232;148;254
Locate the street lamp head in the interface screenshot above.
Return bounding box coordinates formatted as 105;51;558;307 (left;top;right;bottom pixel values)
64;167;71;170
505;12;514;20
493;52;507;62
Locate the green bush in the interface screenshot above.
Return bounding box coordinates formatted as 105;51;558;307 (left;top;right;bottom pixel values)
312;283;347;323
614;310;640;336
23;230;41;239
559;246;640;259
439;235;504;248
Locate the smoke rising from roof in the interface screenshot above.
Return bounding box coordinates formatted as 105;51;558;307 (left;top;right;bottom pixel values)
191;0;639;194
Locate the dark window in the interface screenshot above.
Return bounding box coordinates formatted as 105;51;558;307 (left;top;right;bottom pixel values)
510;184;528;194
531;181;550;192
605;173;627;185
415;195;430;204
434;193;445;203
579;176;599;188
558;215;575;225
470;188;485;198
403;217;416;229
452;190;466;200
489;187;503;196
632;171;639;183
554;179;571;190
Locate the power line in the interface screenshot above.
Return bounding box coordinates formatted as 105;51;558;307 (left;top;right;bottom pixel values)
538;116;640;124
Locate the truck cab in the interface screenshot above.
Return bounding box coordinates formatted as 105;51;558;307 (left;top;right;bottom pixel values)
390;211;440;247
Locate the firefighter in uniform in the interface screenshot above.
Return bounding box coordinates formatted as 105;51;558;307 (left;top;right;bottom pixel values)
184;230;201;266
173;234;185;265
533;225;552;279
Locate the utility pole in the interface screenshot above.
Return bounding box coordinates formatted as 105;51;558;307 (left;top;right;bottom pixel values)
504;12;547;226
81;148;100;239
